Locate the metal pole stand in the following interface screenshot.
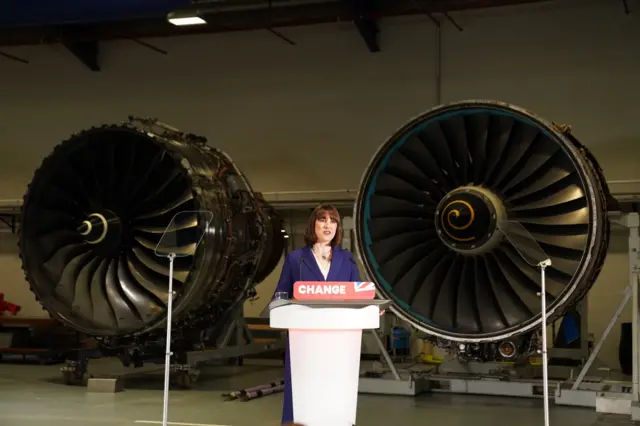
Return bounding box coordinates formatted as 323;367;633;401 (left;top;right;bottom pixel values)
153;209;213;426
538;258;552;426
161;252;176;426
493;220;553;422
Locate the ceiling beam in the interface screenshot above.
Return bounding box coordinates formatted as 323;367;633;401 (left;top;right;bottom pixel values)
350;0;381;52
0;0;557;47
63;40;100;71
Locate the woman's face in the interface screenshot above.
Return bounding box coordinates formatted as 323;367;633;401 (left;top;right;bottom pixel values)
314;211;338;244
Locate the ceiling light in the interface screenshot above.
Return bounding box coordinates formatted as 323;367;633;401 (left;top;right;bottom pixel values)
167;11;207;26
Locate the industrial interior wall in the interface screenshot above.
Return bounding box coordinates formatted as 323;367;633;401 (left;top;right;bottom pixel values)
0;0;637;367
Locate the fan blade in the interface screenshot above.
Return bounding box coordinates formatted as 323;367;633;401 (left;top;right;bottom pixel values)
131;247;190;282
116;256;164;322
105;258;143;330
127;255;170;304
90;258;117;329
135;212;198;233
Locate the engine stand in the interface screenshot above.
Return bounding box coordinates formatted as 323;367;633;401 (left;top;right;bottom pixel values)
176;308;286;388
358;328;431;396
358;323;561;399
59;306;285;391
173;364;201;390
555;211;640;421
61;356;90;386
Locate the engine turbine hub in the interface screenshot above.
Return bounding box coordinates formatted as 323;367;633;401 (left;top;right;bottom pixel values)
78;211;123;248
435;186;504;255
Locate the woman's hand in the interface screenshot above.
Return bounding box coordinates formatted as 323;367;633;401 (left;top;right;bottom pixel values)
380;309;385;316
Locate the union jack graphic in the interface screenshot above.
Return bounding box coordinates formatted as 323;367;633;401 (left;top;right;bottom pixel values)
353;281;375;292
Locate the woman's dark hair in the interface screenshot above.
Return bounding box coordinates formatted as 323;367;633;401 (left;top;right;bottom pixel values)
303;204;342;247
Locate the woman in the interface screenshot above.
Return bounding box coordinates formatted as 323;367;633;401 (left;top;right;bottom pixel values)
273;204;361;425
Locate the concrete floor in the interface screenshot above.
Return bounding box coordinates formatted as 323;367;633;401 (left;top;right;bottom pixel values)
0;358;635;426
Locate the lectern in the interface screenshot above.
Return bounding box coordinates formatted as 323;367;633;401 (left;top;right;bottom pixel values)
269;281;390;426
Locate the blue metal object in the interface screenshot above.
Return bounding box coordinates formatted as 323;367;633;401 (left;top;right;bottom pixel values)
0;0;192;28
389;327;411;354
559;311;580;345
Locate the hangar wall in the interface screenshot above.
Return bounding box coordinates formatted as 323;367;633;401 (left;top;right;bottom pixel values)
0;0;637;367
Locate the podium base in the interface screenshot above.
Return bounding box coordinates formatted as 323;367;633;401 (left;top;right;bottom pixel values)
289;329;363;426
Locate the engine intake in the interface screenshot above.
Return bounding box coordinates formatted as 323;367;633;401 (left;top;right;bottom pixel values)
18;117;285;342
354;100;610;343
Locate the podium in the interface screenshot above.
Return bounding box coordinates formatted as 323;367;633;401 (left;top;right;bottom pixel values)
269;281;390;426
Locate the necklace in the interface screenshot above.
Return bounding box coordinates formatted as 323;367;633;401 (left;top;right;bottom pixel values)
313;246;330;261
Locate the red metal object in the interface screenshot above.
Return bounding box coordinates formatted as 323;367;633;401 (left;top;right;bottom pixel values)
0;293;21;316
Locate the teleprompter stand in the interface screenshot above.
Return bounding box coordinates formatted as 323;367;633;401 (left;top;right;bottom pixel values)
497;220;553;426
269;282;390;426
154;210;213;426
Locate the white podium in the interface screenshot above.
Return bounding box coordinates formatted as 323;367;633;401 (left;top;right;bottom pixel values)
269;281;389;426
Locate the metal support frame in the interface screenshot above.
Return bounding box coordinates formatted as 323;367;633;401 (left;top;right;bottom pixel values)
359;326;603;401
357;323;566;398
555;212;640;421
358;329;431;396
184;308;285;366
349;0;380;52
63;40;100;71
161;307;285;388
0;50;28;64
61;307;285;390
0;214;17;233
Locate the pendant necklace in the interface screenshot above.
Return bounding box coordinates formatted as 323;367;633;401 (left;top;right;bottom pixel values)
314;247;330;261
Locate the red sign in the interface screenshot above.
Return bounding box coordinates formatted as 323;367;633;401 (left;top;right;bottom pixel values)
293;281;376;301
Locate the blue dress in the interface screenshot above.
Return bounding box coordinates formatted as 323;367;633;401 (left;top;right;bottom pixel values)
272;245;361;424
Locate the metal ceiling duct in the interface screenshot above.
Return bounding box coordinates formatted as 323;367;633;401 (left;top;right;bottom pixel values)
354;100;610;343
18;117;285;343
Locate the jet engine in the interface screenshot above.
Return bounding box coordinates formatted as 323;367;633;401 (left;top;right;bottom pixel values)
18;117;285;367
354;100;610;360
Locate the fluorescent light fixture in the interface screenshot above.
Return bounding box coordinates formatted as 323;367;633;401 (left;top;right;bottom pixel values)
167;11;207;26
